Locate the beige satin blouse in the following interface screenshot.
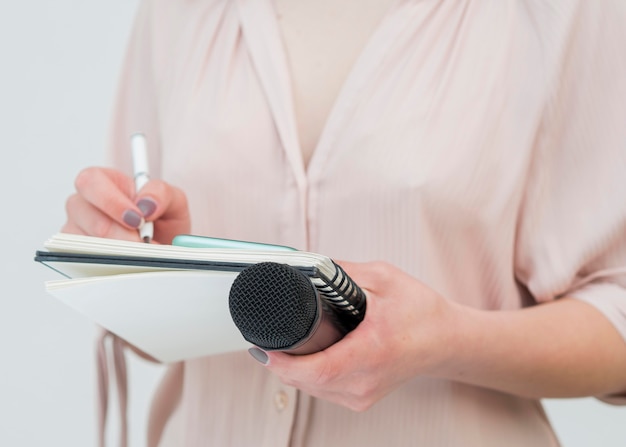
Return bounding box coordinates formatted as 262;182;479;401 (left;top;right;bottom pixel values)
105;0;626;445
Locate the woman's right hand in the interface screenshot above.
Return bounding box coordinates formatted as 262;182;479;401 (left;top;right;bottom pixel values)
62;166;191;244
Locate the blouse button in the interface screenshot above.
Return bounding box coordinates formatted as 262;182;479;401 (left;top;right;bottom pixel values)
274;390;289;412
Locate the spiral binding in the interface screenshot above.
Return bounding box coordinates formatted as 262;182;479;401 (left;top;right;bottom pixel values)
311;261;366;330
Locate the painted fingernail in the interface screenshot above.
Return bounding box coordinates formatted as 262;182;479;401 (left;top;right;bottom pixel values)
122;209;144;228
248;347;269;365
137;198;157;218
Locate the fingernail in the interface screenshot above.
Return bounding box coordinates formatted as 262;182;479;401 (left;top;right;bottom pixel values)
137;198;157;218
122;209;144;228
248;347;269;365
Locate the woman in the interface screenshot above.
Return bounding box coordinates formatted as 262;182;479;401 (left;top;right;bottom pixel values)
64;0;626;445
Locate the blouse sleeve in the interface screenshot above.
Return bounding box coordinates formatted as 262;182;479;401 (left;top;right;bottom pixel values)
514;1;626;403
105;0;162;174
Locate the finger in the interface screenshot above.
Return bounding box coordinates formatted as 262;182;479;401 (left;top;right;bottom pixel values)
134;179;190;223
65;193;141;241
266;334;360;386
335;260;395;293
134;180;191;242
74;167;141;228
266;334;388;410
265;348;368;407
265;350;335;388
61;221;85;235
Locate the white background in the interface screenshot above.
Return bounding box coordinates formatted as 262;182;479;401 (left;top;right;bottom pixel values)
0;1;624;446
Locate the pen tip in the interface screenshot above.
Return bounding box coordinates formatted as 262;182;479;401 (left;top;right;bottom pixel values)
143;236;151;243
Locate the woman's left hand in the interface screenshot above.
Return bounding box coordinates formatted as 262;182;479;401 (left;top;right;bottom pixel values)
257;261;459;411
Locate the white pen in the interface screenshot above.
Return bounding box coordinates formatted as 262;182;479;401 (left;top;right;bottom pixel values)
131;133;154;243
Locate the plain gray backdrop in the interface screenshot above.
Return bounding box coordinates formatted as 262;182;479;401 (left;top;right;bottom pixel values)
1;1;624;446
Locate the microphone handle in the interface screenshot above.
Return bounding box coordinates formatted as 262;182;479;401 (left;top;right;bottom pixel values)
285;297;347;354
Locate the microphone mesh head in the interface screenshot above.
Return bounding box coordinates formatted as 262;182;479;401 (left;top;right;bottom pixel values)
229;262;318;350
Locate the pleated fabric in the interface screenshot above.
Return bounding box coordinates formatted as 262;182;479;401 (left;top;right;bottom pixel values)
105;0;626;445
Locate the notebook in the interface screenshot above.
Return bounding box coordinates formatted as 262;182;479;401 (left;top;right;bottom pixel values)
34;233;365;362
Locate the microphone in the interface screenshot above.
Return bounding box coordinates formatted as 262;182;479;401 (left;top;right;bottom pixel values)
228;262;365;354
